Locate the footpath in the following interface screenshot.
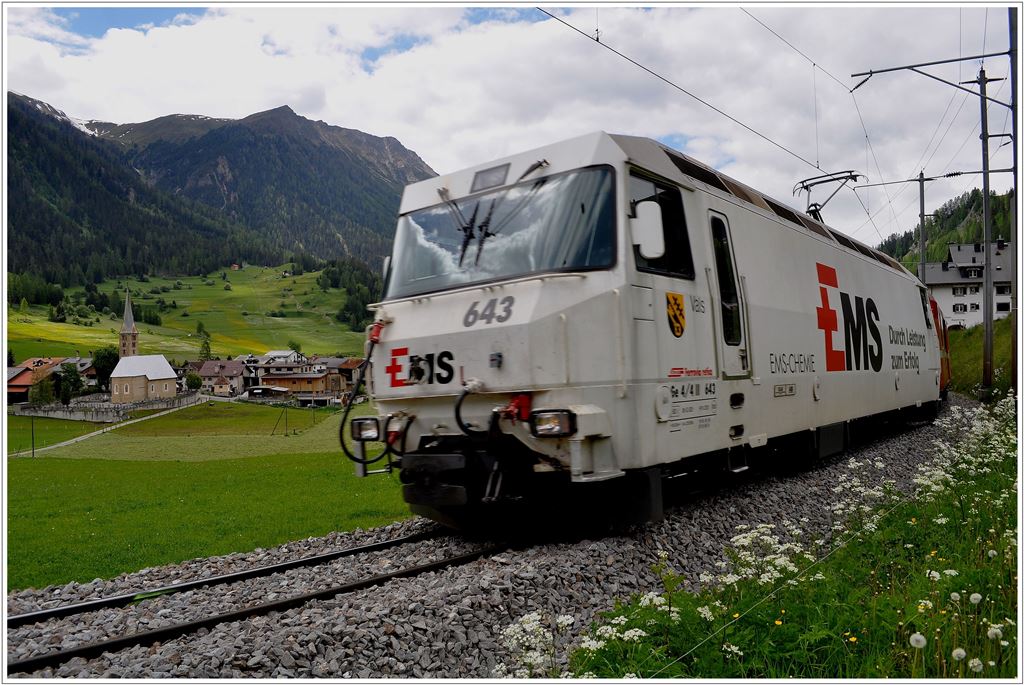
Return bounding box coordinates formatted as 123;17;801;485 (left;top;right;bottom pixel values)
10;396;216;457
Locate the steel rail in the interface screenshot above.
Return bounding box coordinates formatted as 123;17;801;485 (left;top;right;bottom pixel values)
7;529;442;629
7;544;505;675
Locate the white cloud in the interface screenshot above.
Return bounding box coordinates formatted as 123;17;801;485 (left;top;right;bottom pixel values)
5;5;1013;243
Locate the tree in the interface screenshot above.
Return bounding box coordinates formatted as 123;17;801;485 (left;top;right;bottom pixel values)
196;320;207;338
92;346;120;391
199;336;212;361
57;362;84;405
287;339;302;353
28;376;54;405
186;372;202;391
19;298;28;314
7;348;15;367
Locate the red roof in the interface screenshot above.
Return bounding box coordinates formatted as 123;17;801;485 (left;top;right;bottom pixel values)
340;358;364;370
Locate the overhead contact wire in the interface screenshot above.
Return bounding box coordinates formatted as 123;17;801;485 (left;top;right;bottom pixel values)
536;8;824;172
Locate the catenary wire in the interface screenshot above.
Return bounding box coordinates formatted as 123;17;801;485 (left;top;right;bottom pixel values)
535;8;825;172
738;8;897;243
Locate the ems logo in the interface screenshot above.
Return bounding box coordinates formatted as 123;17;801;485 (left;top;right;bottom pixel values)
666;292;686;338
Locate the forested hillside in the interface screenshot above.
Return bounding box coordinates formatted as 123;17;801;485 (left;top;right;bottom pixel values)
875;189;1014;269
7;92;435;290
103;104;435;266
7;93;277;287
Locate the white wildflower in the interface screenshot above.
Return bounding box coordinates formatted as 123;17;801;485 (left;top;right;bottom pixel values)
952;648;966;661
926;570;941;581
910;633;927;649
610;616;628;626
1000;640;1009;647
579;672;596;679
579;637;605;652
596;626;618;639
638;592;666;608
622;674;638;679
943;569;959;576
721;642;743;660
696;605;715;622
970;593;983;605
933;516;949;524
621;628;647;643
556;615;575;630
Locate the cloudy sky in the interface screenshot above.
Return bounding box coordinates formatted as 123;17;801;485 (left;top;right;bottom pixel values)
4;4;1016;246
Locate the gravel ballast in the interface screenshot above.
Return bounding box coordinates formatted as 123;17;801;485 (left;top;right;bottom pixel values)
7;396;971;678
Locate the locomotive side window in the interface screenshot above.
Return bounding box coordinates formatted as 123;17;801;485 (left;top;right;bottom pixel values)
710;215;742;345
918;288;932;328
629;174;695;279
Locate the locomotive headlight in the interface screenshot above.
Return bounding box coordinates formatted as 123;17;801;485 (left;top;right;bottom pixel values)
529;410;577;438
351;417;380;442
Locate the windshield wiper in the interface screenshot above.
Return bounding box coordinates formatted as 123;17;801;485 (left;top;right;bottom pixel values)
458;202;480;267
474;200;497;266
438;159;550;268
438;188;479;267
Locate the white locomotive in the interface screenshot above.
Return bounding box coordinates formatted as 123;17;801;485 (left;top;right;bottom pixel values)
344;132;949;529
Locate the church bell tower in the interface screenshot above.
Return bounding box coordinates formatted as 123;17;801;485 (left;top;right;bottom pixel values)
119;290;138;358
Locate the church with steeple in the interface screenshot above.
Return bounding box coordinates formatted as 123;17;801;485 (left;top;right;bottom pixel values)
119;290;138;358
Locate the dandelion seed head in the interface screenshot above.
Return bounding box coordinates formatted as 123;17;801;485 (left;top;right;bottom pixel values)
952;648;966;661
910;633;927;649
970;593;983;605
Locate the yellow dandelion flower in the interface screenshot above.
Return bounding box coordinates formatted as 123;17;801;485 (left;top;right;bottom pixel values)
849;636;858;643
781;609;786;614
930;550;937;556
775;620;783;625
733;613;740;619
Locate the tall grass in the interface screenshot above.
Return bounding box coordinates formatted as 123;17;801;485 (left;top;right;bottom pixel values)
493;396;1017;678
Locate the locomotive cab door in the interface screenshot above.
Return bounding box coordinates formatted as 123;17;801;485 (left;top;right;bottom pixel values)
708;211;750;379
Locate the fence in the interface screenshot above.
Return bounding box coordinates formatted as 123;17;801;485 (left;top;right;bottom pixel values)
13;392;201;423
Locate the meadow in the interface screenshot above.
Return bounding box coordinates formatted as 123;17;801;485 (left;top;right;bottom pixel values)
7;265;367;361
6;401;407;590
947;315;1014;397
7;415;106;454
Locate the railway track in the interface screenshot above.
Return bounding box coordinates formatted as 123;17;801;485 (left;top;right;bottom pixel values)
7;531;505;675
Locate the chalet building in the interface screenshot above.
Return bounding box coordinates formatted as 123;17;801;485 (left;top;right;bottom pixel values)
119;291;138;357
110;355;177;404
235;354;262;389
61;356;97;388
212;376;233;397
924;240;1013;329
259;371;328;405
312;357;349;395
17;357;66;377
7;367;33;403
198;360;245;396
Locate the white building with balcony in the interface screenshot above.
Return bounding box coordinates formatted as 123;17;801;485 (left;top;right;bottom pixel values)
923;240;1013;329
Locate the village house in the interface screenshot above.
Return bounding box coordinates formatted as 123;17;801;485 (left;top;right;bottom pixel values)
923;240;1013;329
259;370;329;405
6;366;33;404
198;360;245;396
109;355;177;404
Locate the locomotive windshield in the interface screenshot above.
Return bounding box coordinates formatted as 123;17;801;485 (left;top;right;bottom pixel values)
385;166;615;299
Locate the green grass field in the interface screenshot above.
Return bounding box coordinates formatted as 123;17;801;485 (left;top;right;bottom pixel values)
6;415;106;454
7;265;367;361
7;402;407;590
947;315;1014;397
